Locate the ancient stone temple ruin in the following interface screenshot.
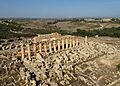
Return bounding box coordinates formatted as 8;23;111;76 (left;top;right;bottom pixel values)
20;33;80;60
0;33;120;86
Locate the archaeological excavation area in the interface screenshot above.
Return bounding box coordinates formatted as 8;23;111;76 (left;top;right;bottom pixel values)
0;33;120;86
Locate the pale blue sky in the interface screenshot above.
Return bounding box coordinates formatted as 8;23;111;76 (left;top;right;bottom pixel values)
0;0;120;18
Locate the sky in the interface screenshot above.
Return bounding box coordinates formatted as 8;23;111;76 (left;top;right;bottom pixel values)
0;0;120;18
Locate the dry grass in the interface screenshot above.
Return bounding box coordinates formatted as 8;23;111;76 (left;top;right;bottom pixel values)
16;20;120;32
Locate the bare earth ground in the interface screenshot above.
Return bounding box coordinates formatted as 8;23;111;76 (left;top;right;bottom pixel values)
16;20;120;32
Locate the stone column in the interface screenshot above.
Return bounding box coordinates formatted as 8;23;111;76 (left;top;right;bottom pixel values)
85;36;87;45
44;42;47;54
58;39;60;52
27;44;31;60
53;40;56;52
66;38;68;49
62;38;64;50
33;37;37;59
76;38;79;47
70;38;72;48
21;43;25;61
49;41;52;53
39;42;42;53
73;38;75;47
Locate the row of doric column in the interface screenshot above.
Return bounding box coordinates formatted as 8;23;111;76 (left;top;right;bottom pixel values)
21;36;81;60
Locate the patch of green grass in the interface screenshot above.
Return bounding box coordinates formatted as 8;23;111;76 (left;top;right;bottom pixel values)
116;64;120;70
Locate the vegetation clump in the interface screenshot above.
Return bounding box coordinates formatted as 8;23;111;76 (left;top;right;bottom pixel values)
116;64;120;70
72;27;120;37
1;20;120;39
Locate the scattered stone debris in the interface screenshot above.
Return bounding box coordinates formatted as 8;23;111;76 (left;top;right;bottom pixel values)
0;33;120;86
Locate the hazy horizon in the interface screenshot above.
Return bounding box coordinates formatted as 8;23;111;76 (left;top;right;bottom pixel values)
0;0;120;18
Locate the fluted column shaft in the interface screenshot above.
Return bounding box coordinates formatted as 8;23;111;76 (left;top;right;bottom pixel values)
44;42;47;54
58;40;60;52
33;37;37;59
49;41;52;53
21;43;25;61
70;38;72;48
66;38;68;49
62;39;64;50
27;44;31;60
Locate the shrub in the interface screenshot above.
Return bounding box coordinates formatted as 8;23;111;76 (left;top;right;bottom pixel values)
72;27;120;37
116;64;120;70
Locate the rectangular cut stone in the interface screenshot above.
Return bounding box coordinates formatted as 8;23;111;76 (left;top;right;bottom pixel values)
21;43;25;60
62;39;64;50
53;40;56;52
66;38;68;49
27;44;31;60
49;41;52;53
58;40;60;52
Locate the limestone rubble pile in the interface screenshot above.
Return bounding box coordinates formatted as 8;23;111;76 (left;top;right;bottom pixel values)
19;41;120;86
0;55;27;86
